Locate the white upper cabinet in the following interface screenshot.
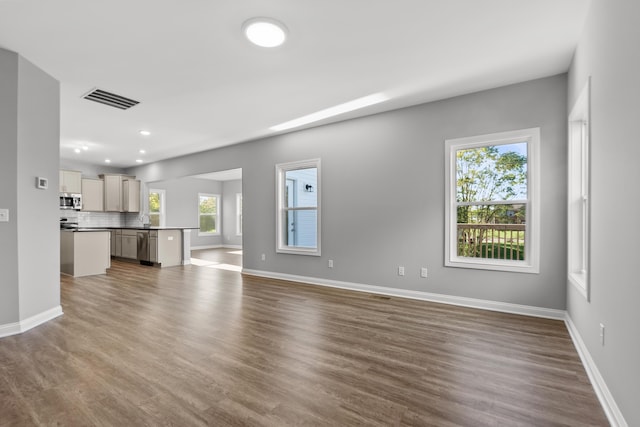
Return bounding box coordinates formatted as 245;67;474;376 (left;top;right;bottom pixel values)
59;170;82;193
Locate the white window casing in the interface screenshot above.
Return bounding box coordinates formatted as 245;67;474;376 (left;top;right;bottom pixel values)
444;128;540;274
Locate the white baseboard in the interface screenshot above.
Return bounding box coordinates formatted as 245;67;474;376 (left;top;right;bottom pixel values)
0;305;63;339
565;315;628;427
191;245;242;250
190;245;223;250
241;269;565;320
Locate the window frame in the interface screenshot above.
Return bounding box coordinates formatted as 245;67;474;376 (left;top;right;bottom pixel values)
148;188;166;228
444;128;540;274
275;158;321;256
198;193;220;236
568;79;591;300
236;193;243;236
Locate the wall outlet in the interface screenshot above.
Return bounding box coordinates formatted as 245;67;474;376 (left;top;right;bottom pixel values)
420;267;428;278
600;323;605;346
0;209;8;222
328;259;334;268
261;253;266;261
398;266;405;276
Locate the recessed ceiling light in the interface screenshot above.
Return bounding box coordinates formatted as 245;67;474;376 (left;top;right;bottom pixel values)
139;149;146;154
136;159;143;163
139;130;151;136
82;145;89;151
270;93;390;132
243;18;287;48
74;148;81;153
105;159;111;163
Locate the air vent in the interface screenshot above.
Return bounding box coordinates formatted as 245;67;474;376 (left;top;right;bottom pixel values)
82;88;140;110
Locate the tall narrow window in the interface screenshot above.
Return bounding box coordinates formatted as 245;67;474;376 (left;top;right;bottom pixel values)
276;159;321;256
444;128;540;273
198;193;220;236
568;79;590;299
148;189;166;227
236;193;243;236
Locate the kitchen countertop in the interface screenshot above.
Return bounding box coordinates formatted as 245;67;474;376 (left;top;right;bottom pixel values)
65;226;198;231
61;228;111;232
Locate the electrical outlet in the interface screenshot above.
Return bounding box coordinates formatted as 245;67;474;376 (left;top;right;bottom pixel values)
420;267;428;278
0;209;8;222
328;259;334;268
398;266;405;276
261;253;266;261
600;323;605;346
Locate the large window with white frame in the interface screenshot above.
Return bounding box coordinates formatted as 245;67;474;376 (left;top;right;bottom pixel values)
148;189;166;227
568;79;590;299
444;128;540;273
198;193;220;236
276;159;321;256
236;193;243;236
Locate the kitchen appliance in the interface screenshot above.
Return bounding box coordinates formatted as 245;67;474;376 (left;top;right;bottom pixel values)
60;193;82;210
137;230;152;265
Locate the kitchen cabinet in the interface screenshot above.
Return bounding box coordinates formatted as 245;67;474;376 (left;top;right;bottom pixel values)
81;178;104;211
59;170;82;193
110;229;122;257
123;179;140;212
149;230;158;263
157;230;182;267
121;230;137;259
101;174;140;212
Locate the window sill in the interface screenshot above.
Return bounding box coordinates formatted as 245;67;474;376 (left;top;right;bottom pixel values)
446;257;539;274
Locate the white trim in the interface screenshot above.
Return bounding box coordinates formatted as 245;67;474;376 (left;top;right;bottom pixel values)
241;268;564;320
190;244;223;250
444;127;540;274
0;305;63;339
236;193;243;236
565;314;628;427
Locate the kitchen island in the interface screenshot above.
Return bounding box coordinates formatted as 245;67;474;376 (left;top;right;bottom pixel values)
60;229;111;277
106;226;196;267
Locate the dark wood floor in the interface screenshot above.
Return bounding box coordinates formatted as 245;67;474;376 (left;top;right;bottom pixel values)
0;249;608;426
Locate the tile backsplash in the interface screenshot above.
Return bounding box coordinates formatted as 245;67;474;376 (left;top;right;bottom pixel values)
60;210;143;227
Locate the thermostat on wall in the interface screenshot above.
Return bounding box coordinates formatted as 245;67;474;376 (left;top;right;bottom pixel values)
36;176;48;190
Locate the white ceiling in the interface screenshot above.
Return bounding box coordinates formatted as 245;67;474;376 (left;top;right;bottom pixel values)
192;168;242;182
0;0;590;168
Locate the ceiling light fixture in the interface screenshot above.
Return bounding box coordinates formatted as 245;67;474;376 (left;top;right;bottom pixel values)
139;130;151;136
270;93;390;132
74;148;81;153
136;159;143;163
82;145;89;151
105;159;111;164
139;149;146;154
243;17;287;48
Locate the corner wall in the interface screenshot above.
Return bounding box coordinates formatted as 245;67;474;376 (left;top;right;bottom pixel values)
567;0;640;425
0;48;62;337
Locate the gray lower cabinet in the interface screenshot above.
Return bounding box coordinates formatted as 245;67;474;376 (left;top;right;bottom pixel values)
149;231;158;263
121;230;137;259
111;230;122;257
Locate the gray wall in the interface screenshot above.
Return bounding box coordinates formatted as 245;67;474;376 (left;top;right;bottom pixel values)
0;49;20;325
129;74;568;310
60;159;126;179
0;48;60;325
222;179;242;247
567;0;640;425
147;177;222;247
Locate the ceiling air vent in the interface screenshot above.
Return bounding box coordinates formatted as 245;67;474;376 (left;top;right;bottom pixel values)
82;88;140;110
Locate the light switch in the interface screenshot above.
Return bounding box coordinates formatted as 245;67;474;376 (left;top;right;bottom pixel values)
0;209;9;222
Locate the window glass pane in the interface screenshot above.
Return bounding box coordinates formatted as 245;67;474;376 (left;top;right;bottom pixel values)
285;167;317;208
149;192;160;213
149;213;160;227
456;204;526;260
200;215;216;233
199;196;217;214
282;209;317;248
456;143;527;202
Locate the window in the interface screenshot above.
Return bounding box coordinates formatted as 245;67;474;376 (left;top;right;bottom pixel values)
198;193;220;235
276;159;321;256
444;128;540;273
236;193;243;236
148;189;166;227
568;79;590;299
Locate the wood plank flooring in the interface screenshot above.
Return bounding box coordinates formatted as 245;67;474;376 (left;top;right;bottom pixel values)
0;249;608;426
